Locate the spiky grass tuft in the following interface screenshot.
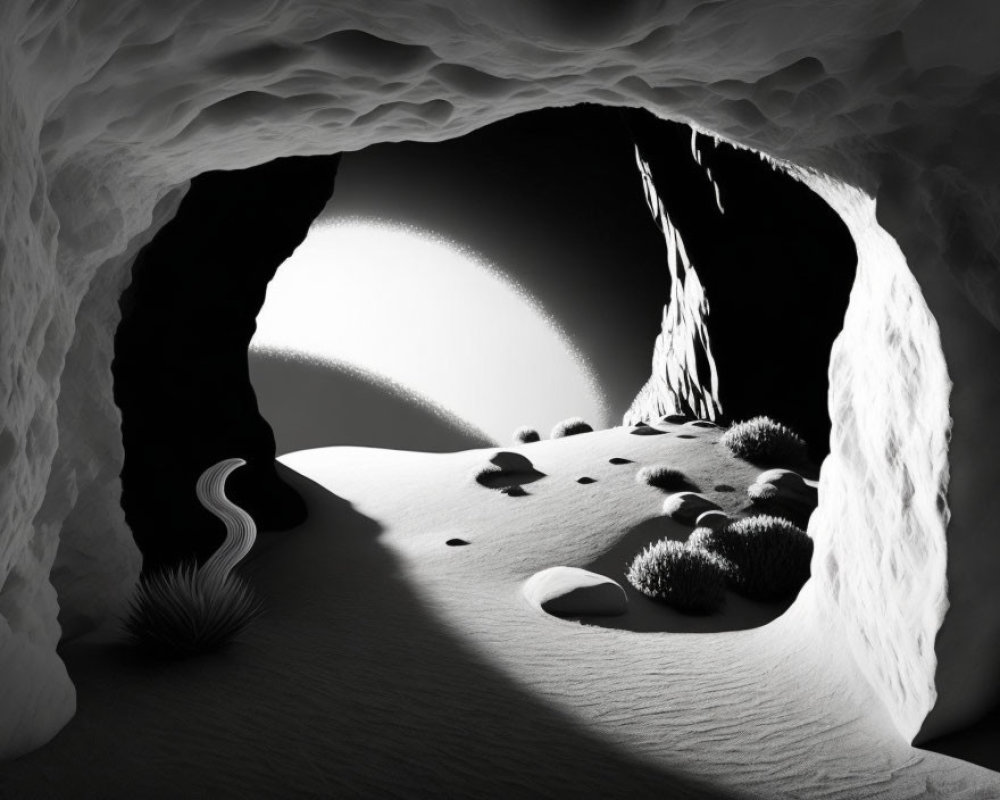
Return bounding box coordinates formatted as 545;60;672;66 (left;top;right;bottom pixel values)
626;539;727;614
720;416;808;466
550;417;593;439
124;458;263;658
636;464;695;491
689;514;812;601
124;565;263;657
513;426;541;444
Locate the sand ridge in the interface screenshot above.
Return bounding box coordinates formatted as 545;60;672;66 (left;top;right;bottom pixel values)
2;423;996;797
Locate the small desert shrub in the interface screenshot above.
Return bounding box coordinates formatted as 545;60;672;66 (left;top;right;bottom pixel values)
124;565;263;657
125;457;262;658
636;464;694;491
686;526;717;552
551;417;593;439
690;515;812;601
721;416;808;466
513;426;541;444
626;540;727;614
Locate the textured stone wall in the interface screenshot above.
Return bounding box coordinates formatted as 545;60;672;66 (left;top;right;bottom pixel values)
801;176;952;742
3;0;1000;758
622;111;856;455
624;147;723;425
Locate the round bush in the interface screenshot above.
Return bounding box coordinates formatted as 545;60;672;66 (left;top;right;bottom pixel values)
513;426;541;444
690;515;812;601
550;417;593;439
721;416;808;466
124;565;263;658
635;464;694;491
687;526;721;553
626;539;727;614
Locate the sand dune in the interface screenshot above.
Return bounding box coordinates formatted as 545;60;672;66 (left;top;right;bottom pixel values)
249;347;495;455
2;424;997;798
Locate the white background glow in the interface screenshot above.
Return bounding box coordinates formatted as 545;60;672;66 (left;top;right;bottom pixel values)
251;218;610;444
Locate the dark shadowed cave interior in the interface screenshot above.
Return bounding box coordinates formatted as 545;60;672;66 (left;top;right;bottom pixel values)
112;104;855;576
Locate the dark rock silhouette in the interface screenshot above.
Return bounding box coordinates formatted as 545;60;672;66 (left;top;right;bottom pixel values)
622;110;857;459
114;155;341;573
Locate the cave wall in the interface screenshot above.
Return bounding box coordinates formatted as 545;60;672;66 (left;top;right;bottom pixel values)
801;176;952;742
114;155;340;575
872;164;1000;741
623;147;723;425
623;112;857;460
3;0;1000;757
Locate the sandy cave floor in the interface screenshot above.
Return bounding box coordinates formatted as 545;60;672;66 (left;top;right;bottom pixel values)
2;422;1000;799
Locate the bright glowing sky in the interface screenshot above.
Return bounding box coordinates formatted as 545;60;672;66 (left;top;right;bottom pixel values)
251;217;610;445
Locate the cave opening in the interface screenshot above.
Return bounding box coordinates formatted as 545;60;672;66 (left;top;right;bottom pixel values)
112;103;856;577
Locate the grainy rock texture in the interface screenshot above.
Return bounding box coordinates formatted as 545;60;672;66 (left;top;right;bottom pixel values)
623;147;723;425
803;177;952;742
2;0;1000;758
623;112;856;457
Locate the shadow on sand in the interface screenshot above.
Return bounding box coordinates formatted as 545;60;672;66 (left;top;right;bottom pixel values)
0;466;725;799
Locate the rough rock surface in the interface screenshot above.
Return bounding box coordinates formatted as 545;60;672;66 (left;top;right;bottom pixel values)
1;0;1000;758
623;112;856;457
523;567;628;617
803;178;952;742
623;147;722;425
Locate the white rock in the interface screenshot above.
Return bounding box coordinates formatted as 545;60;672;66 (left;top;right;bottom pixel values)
753;469;818;499
662;493;722;526
695;510;730;530
523;567;627;617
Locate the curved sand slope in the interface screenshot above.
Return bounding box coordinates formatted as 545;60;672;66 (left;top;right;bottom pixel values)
2;425;997;798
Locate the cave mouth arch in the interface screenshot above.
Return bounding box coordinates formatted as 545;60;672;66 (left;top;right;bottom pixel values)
112;103;855;584
5;5;999;768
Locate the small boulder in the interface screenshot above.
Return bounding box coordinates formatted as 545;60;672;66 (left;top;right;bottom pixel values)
751;469;818;500
661;492;722;525
747;469;818;527
523;567;628;617
630;426;666;436
695;510;730;530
